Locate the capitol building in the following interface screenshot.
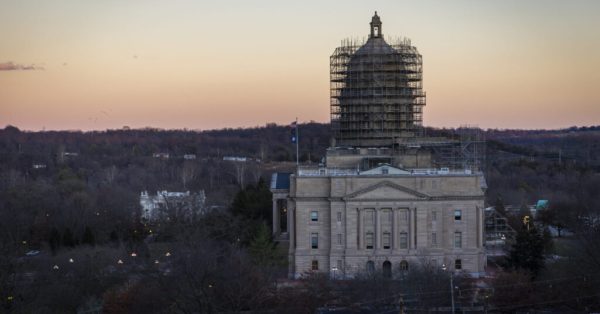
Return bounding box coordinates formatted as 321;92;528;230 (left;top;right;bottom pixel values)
271;12;486;279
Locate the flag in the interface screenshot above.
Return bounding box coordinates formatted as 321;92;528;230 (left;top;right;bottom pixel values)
290;121;297;143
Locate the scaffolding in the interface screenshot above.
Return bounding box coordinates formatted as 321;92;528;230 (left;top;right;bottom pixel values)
425;126;486;172
328;13;484;173
330;16;426;147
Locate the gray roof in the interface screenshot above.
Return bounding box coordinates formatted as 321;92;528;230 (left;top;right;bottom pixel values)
270;172;291;190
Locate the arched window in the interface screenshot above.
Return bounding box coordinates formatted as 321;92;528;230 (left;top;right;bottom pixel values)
366;260;375;273
382;261;392;278
400;260;409;272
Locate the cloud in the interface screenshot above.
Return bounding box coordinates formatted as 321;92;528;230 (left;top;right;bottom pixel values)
0;61;44;71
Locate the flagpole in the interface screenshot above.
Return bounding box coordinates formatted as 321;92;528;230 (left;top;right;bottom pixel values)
295;117;299;166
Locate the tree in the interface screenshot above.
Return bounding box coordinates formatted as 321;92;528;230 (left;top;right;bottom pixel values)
506;225;545;278
49;227;61;254
62;228;76;248
494;196;506;215
82;226;95;246
109;230;119;245
248;223;282;267
181;161;196;189
538;201;573;237
231;177;272;224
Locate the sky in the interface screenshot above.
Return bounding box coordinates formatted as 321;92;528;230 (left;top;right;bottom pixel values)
1;0;599;131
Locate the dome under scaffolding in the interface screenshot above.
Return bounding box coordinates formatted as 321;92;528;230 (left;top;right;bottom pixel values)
330;12;426;147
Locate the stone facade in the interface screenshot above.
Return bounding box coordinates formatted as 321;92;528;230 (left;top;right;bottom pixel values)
274;165;486;278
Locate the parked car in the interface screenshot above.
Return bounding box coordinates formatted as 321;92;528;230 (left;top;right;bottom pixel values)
25;250;40;256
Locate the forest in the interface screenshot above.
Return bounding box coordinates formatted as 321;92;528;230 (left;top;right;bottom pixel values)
0;123;599;313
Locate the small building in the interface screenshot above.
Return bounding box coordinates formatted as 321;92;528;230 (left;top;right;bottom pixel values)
223;156;247;162
140;190;206;222
152;153;170;159
183;154;197;160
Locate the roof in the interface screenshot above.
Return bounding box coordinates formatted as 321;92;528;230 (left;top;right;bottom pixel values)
354;37;396;55
359;164;410;175
270;172;291;190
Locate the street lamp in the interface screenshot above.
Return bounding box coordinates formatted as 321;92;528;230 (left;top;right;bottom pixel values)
442;263;455;313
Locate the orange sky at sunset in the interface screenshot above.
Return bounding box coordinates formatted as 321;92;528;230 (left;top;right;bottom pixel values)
1;0;599;131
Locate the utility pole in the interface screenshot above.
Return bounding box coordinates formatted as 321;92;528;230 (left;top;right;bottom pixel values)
443;263;455;313
450;271;455;313
398;295;405;314
295;117;299;166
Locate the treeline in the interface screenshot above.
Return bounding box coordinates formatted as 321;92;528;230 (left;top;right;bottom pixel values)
1;123;600;312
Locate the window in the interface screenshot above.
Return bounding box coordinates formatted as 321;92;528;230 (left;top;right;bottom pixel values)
310;211;318;222
365;232;374;249
337;211;342;222
431;232;437;247
400;260;409;271
455;259;462;270
454;232;462;248
312;260;319;271
311;233;319;249
399;232;408;249
366;261;375;273
336;259;342;270
454;209;462;221
382;232;391;249
432;211;437;221
431;259;437;267
337;233;343;245
401;209;408;221
381;167;389;174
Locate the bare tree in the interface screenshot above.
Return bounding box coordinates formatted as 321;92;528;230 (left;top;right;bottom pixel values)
181;161;196;189
104;165;118;185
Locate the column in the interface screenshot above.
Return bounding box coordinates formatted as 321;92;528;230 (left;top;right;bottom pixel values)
392;208;398;249
477;205;483;248
376;208;381;249
409;208;415;249
287;201;296;279
344;203;349;249
272;199;279;236
288;203;295;252
357;208;363;250
413;207;418;249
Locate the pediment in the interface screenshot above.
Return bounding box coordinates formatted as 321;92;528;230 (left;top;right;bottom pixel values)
345;181;429;200
360;164;411;175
